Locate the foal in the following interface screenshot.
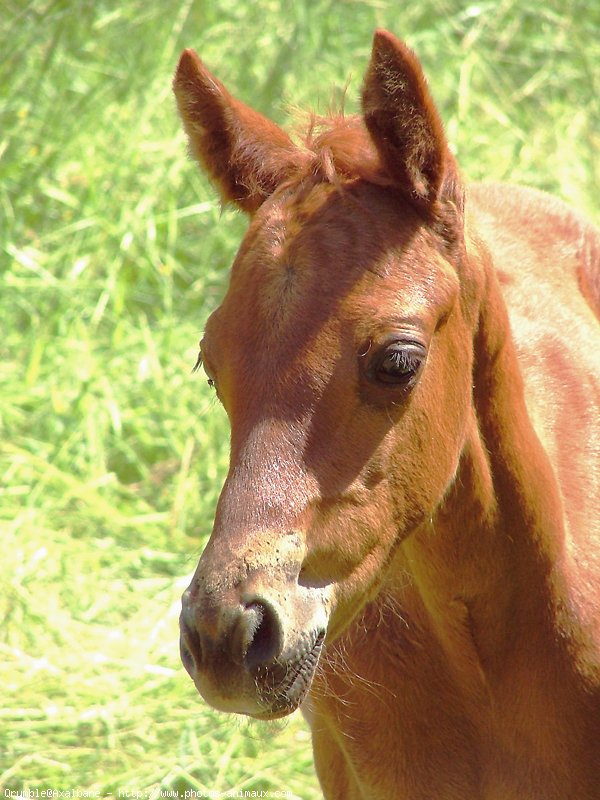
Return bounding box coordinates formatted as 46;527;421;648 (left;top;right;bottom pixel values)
174;30;600;799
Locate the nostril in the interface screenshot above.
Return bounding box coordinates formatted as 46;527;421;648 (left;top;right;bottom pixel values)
180;611;202;675
180;637;195;674
243;600;283;672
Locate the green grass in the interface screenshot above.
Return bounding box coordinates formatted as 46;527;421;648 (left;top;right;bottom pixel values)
1;0;598;795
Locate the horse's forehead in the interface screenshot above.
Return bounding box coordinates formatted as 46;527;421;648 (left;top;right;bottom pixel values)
228;186;427;318
249;184;368;280
210;183;454;373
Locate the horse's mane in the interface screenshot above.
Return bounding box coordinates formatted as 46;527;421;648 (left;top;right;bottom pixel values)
294;113;391;188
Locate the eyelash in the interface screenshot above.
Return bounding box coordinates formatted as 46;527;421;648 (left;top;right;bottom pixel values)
367;339;427;388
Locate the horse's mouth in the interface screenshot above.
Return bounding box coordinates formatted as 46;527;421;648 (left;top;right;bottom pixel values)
250;630;325;719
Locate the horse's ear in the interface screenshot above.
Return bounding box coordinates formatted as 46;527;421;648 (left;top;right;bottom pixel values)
362;30;456;212
173;50;298;212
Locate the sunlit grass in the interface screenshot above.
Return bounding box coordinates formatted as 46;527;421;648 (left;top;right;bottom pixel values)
1;0;598;795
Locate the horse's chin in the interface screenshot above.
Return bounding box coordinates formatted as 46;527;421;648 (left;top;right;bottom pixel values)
250;629;325;719
249;706;299;721
191;628;325;720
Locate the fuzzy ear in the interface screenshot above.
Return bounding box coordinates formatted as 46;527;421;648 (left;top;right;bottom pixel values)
173;50;299;212
362;30;454;211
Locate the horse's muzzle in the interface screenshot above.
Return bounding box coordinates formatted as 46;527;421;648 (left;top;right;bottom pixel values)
179;573;329;718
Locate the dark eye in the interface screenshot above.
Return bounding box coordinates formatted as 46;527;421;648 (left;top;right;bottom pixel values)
371;342;426;386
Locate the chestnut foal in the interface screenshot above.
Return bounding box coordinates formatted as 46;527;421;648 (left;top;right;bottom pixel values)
174;30;600;799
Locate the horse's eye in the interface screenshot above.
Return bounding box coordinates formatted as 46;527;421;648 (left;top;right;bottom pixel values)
372;342;426;386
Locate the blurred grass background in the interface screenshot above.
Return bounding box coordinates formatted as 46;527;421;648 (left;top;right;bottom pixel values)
0;0;598;795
